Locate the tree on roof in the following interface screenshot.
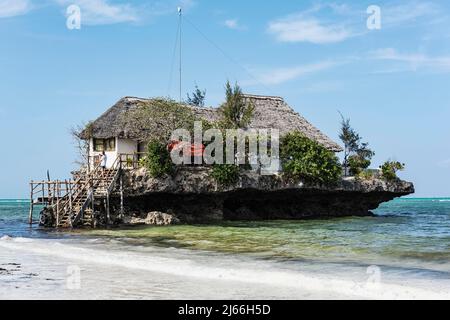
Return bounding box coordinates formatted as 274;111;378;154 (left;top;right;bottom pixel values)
338;113;375;176
186;85;206;107
219;81;254;129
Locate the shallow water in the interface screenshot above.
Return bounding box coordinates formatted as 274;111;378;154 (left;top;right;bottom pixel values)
0;198;449;299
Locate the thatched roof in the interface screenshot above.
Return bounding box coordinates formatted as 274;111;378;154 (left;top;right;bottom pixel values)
81;95;342;152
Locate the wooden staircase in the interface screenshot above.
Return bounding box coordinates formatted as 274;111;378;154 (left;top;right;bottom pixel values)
82;208;94;227
55;156;122;228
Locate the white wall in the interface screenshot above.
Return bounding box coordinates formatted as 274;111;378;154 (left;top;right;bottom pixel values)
89;138;137;169
117;138;137;156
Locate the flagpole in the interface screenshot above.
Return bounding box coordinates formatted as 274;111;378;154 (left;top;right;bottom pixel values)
178;7;182;103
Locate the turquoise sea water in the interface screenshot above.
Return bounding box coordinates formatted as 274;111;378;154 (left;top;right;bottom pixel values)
1;198;450;263
0;198;449;299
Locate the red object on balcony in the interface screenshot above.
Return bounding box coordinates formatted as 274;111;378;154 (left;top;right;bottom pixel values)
191;143;205;157
168;140;205;157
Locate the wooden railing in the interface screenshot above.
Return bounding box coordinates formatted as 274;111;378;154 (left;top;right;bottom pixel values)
29;180;78;224
69;155;121;226
118;152;146;170
64;154;124;227
86;152;145;172
58;170;96;227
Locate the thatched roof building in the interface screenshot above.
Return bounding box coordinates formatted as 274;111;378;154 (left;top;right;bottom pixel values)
82;95;342;152
242;95;342;152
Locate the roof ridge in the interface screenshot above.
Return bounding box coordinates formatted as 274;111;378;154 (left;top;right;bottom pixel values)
122;96;149;101
121;94;285;103
187;105;216;110
242;94;284;101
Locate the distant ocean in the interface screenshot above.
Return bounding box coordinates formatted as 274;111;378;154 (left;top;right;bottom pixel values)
0;198;449;299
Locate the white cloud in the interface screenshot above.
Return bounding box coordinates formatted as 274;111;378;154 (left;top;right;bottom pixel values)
371;48;450;72
383;2;439;27
224;19;237;28
268;17;351;44
267;3;356;44
223;18;245;30
244;61;337;86
54;0;196;25
0;0;31;18
267;1;445;44
55;0;139;25
327;3;353;16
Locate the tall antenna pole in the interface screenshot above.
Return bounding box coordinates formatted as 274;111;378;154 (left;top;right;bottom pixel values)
178;7;182;103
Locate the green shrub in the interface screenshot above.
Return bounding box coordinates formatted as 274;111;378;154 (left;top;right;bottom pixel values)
146;140;173;178
138;156;148;168
357;170;374;180
211;164;240;186
380;161;405;181
281;131;342;184
126;157;134;168
348;155;371;176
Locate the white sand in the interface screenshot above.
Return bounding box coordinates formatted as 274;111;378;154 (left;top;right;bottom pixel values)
1;236;449;300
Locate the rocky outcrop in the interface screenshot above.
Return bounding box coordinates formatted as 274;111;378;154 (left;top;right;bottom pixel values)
122;211;180;226
39;205;56;227
116;167;414;222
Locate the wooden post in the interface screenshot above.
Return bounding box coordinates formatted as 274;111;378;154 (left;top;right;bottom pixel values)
52;182;56;206
120;175;124;217
68;180;73;213
56;181;60;227
28;182;33;225
106;192;110;227
90;177;94;215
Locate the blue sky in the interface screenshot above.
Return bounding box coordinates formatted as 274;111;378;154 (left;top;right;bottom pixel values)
0;0;449;198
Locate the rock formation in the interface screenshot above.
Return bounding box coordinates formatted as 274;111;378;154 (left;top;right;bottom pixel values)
115;167;414;223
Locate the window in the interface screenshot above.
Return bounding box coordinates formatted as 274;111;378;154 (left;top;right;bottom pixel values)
94;139;104;152
105;138;116;151
93;138;116;152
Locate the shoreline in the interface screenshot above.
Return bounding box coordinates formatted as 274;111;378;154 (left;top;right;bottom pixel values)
1;235;449;300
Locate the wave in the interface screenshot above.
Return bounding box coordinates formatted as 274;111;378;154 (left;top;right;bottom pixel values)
0;235;33;242
1;236;448;300
0;199;30;204
393;198;450;202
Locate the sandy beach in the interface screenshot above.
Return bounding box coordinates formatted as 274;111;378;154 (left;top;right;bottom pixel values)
1;235;449;300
